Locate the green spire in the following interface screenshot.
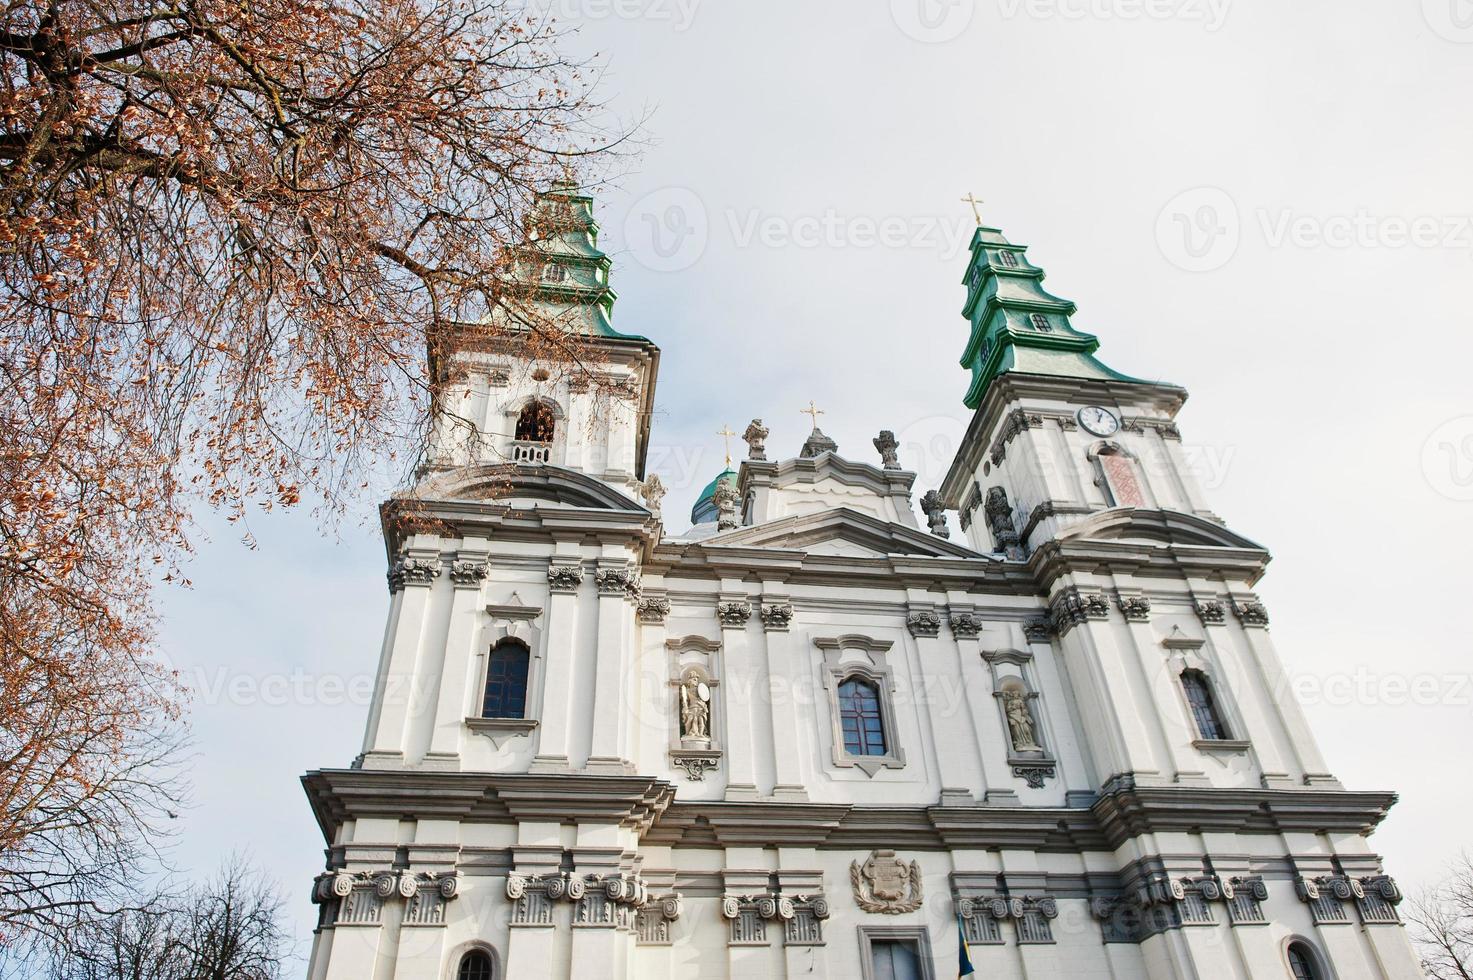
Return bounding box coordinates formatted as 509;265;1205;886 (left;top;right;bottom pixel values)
510;182;643;340
958;226;1140;409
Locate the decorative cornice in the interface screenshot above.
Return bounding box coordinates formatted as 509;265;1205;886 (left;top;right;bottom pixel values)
595;566;640;599
547;563;584;593
906;609;941;638
759;603;794;632
449;559;488;587
950;612;984;638
387;556;441;592
1049;587;1111;635
638;595;671;625
716;600;751;628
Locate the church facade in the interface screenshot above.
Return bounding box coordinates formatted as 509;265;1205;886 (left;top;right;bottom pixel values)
300;185;1422;980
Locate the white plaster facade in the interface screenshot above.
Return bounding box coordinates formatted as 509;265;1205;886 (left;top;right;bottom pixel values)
300;189;1423;980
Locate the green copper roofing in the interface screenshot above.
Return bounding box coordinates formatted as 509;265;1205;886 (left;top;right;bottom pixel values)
958;226;1143;409
690;468;737;524
508;181;647;342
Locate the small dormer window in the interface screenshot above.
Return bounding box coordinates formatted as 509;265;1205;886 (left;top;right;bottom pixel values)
969;266;983;291
997;251;1018;267
541;262;568;282
1030;313;1052;332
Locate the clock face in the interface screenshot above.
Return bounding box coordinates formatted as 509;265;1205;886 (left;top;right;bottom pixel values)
1078;406;1120;437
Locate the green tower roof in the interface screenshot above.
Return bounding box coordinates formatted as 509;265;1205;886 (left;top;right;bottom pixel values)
506;181;647;342
957;225;1142;409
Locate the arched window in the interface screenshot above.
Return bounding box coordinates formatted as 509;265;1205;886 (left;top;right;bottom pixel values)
838;678;886;756
1286;942;1318;980
457;950;494;980
1182;669;1230;741
514;402;556;443
482;641;530;719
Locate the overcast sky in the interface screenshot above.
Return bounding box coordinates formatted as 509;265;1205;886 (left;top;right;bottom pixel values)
156;0;1473;957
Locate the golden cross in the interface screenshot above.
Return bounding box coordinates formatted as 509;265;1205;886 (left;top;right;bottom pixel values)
716;424;737;468
800;401;825;429
961;192;984;225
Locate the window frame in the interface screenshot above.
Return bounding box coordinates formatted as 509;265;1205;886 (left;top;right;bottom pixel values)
1180;668;1230;741
838;676;888;757
856;925;935;980
481;639;531;720
816;636;908;777
445;944;499;980
1281;937;1336;980
465;615;544;740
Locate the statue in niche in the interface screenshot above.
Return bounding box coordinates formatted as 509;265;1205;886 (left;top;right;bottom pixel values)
1002;688;1042;752
679;673;711;742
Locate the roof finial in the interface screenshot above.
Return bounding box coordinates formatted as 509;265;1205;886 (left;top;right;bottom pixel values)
800;400;825;430
961;192;984;226
715;424;737;469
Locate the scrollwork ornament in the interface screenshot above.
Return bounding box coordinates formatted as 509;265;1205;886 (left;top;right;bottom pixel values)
720;895;741;920
756;896;778;920
373;873;398;900
989;897;1010;920
565;875;587;901
660;895;684;921
545;876;568;901
1035;897;1059;919
776;897;796;921
506;875;527;900
438;874;460;900
811;896;831;919
331;873;354;899
397;873;418;899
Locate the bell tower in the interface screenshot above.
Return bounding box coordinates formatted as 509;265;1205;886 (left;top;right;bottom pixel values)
423;182;660;490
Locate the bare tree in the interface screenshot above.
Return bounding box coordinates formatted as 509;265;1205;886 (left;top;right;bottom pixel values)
1;0;624;944
36;857;288;980
1408;855;1473;980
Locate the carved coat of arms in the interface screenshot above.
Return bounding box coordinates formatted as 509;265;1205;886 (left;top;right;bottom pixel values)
850;849;923;914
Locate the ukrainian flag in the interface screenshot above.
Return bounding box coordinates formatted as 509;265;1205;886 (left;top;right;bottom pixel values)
957;914;976;978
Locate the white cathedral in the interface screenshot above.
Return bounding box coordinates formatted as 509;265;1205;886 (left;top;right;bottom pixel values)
301;185;1422;980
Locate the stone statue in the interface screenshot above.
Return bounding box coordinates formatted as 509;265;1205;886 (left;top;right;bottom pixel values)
713;480;740;531
679;674;710;742
637;473;667;518
1003;689;1041;751
742;419;769;461
873;430;900;470
920;491;949;538
984;486;1023;559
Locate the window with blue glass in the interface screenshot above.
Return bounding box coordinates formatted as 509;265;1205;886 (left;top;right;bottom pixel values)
1181;669;1230;741
482;641;530;719
838;677;887;756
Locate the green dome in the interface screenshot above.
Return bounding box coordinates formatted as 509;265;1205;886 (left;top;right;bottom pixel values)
690;468;737;524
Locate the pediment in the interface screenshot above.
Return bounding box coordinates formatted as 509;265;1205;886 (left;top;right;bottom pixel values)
710;507;984;560
1058;508;1265;551
415;464;647;513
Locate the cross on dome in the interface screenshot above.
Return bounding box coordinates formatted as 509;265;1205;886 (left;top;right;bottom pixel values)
800;401;825;430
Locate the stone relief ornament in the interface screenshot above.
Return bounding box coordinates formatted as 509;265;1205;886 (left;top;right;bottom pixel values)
1233;599;1270;626
387;556;441;591
850;850;924;914
873;430;900;470
716;600;751;627
449;559;488;587
1194;600;1227;624
547;564;584;593
678;672;711;743
1011;764;1056;788
595;566;638;598
671;754;720;781
1002;689;1042;752
1115;595;1152;622
919;490;950;538
637;595;671;625
742;419;769;461
907;610;941;638
1023;621;1054;643
636;473;667;518
759;603;794;631
1049;587;1110;635
950;612;984;638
